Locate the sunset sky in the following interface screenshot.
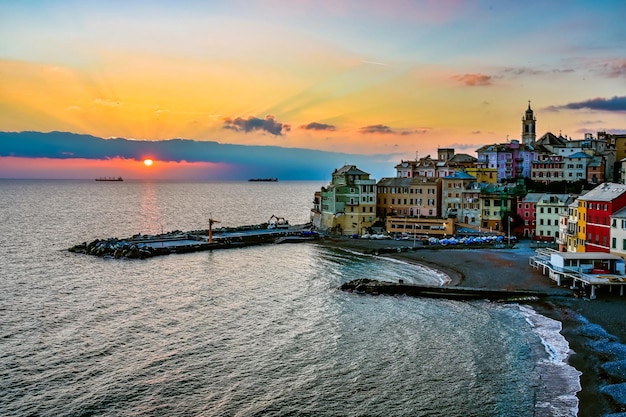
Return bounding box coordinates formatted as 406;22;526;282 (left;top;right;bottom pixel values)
1;0;625;179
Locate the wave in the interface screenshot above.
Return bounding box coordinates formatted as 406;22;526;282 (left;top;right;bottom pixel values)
517;304;582;417
576;315;626;408
332;246;450;285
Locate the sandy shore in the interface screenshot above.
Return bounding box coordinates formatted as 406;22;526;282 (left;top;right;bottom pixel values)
318;237;626;417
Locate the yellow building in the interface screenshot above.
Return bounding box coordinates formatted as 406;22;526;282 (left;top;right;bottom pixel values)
576;199;587;252
465;167;498;184
376;176;441;219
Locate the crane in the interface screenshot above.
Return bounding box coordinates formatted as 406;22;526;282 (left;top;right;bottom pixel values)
208;215;220;243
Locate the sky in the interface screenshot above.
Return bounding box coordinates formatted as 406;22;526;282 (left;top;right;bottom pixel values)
1;0;625;179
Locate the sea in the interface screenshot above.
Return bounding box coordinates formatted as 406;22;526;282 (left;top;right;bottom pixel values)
0;179;583;416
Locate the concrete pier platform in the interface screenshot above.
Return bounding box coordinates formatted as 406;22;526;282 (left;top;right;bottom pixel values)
340;278;547;302
69;224;317;259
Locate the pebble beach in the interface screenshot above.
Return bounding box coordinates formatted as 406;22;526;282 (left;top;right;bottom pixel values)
320;237;626;417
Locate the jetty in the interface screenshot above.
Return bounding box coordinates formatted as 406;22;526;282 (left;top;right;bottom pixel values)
530;248;626;299
69;221;318;259
340;278;546;302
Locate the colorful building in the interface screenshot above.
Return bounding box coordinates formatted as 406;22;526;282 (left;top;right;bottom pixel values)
535;194;574;242
376;176;440;219
517;192;542;238
577;183;626;253
319;165;377;236
530;155;564;184
441;171;477;221
475;103;539;181
610;207;626;260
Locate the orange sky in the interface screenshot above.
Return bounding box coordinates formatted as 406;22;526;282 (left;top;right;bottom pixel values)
1;1;625;179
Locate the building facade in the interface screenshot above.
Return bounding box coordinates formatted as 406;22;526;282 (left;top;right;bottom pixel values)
441;171;477;219
319;165;377;236
535;194;573;242
530;155;564;184
577;183;626;253
564;152;592;182
517;193;542;238
610;207;626;260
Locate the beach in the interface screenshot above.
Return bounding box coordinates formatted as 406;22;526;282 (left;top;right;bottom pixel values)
320;237;626;417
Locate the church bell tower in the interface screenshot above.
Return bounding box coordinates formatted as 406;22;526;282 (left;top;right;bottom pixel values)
522;101;536;145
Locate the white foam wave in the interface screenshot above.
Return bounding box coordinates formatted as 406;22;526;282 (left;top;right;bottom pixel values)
517;305;582;417
334;247;449;285
379;255;451;285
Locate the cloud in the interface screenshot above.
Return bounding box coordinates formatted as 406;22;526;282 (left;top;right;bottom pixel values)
598;60;626;78
300;122;336;131
223;115;291;136
554;96;626;112
361;60;389;67
359;124;394;134
0;131;398;180
447;142;482;151
502;68;544;77
502;67;575;77
93;98;122;107
401;129;429;136
359;125;428;136
452;73;492;86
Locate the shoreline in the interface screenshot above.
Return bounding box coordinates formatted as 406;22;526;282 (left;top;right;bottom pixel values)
318;237;626;416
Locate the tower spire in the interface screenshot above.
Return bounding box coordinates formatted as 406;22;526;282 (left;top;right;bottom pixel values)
522;101;536;145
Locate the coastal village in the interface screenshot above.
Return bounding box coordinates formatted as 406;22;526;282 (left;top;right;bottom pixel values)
310;102;626;253
310;103;626;299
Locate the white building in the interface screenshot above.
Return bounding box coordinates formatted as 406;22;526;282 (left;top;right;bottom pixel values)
535;194;573;242
564;152;592;182
610;207;626;260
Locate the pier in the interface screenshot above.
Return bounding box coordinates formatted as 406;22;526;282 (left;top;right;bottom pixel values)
529;248;626;299
69;222;318;259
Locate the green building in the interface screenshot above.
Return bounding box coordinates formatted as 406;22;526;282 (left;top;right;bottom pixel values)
320;165;377;236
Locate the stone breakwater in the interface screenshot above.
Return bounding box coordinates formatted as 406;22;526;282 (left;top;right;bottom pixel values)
69;237;158;259
340;278;546;302
68;223;316;259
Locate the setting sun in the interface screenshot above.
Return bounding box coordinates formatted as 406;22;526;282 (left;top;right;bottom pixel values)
143;159;153;167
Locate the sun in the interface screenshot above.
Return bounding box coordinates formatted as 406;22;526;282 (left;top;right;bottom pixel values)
143;159;153;167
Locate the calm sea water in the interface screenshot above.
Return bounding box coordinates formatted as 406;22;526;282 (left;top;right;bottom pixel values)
0;180;581;416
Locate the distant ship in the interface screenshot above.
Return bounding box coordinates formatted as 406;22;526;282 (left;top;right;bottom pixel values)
248;177;278;182
95;177;124;182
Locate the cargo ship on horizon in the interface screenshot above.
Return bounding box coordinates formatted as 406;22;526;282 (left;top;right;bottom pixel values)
95;177;124;182
248;177;278;182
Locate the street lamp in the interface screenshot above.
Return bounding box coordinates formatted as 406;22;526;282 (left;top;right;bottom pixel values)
508;216;512;245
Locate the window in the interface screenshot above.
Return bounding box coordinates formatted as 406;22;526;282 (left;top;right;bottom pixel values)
612;237;616;249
